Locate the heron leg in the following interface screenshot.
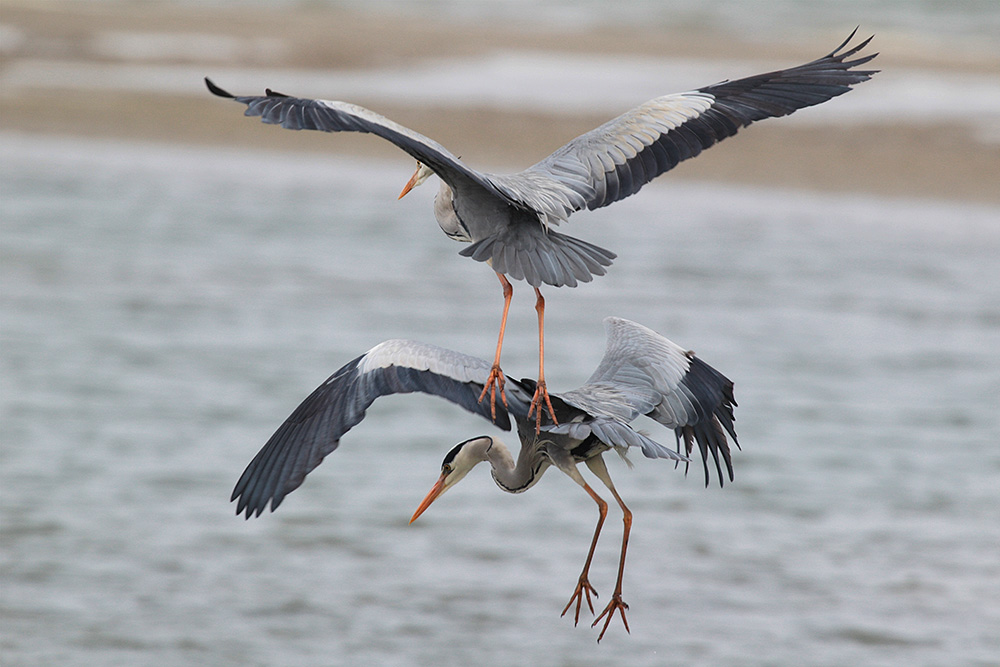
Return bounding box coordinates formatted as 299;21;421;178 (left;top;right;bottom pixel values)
587;456;631;642
477;272;512;421
527;287;558;433
560;480;606;626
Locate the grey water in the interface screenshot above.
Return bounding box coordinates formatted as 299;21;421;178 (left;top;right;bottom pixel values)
2;133;999;666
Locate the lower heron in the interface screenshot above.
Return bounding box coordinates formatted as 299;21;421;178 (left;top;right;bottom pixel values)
232;317;739;640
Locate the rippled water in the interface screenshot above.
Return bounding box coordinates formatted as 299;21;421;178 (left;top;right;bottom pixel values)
2;133;999;666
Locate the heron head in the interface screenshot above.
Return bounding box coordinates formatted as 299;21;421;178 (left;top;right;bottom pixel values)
409;436;493;523
398;161;435;199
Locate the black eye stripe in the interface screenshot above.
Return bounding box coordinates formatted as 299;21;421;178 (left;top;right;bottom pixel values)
441;443;464;467
442;436;478;467
441;436;491;468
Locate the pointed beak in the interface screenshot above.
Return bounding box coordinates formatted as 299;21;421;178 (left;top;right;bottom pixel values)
398;166;422;199
409;472;448;524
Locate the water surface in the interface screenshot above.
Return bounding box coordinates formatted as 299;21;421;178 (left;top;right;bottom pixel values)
2;134;999;666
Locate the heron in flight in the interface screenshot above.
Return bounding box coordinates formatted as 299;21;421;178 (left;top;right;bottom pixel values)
206;29;875;429
231;317;739;640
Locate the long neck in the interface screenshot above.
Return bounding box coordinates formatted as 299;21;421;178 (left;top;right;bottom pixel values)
485;437;548;494
433;182;471;242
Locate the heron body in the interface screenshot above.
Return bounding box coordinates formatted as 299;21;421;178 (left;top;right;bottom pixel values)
231;317;739;640
206;30;876;428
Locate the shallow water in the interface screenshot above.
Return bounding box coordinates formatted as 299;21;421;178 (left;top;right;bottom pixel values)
2;133;999;666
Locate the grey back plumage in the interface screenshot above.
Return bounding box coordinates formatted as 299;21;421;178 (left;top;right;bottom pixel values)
231;319;739;518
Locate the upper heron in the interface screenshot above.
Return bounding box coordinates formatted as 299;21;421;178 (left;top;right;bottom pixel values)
231;317;739;640
206;29;875;429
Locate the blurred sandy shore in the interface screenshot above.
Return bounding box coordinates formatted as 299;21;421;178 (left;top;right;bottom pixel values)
3;2;998;204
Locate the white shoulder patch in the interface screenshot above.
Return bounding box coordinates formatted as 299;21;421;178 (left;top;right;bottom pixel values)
357;339;490;384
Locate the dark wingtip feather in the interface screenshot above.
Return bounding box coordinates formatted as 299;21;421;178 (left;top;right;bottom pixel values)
829;26;861;56
669;355;739;488
827;28;879;74
204;77;235;99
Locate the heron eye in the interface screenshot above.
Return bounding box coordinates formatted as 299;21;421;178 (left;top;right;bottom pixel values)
442;464;453;475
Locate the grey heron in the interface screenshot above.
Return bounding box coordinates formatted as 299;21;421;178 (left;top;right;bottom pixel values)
205;29;874;429
231;317;739;640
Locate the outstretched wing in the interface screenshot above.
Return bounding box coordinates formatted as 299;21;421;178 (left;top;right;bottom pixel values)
559;317;739;486
205;78;505;200
231;339;527;518
496;29;877;221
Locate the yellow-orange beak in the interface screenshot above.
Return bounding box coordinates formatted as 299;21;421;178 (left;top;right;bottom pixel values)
398;166;422;199
409;472;448;524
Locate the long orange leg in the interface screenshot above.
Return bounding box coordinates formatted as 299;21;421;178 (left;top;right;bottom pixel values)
561;481;606;626
588;457;632;642
477;272;512;421
527;287;558;432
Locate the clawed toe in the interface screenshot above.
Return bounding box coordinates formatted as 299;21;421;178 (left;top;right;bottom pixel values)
561;578;598;626
592;594;629;642
528;380;558;433
477;365;508;421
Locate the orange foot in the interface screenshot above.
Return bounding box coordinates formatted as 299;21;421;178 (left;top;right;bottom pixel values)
528;380;558;433
593;594;629;643
477;364;508;422
561;576;598;626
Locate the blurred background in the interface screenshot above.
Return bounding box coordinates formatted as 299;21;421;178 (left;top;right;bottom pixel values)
2;2;998;666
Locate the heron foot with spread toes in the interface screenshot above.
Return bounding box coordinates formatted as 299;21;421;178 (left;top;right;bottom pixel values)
527;380;558;432
561;575;599;626
477;365;508;422
593;594;630;642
